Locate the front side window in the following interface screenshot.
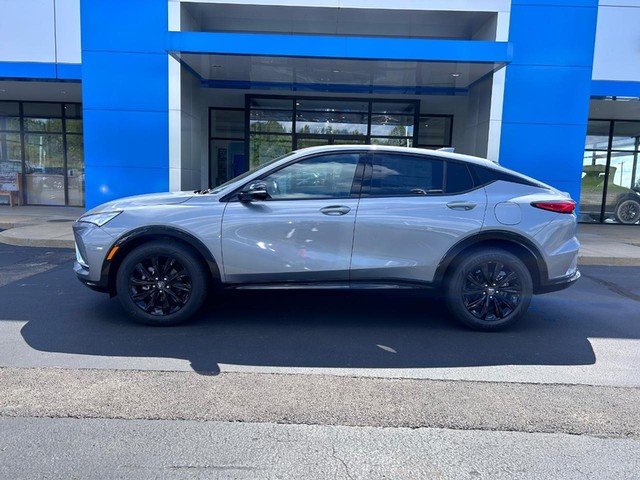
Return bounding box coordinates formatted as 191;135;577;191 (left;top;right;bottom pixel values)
260;153;360;200
370;153;444;196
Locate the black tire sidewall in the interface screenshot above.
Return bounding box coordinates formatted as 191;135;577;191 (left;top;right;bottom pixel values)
116;241;208;326
445;249;533;331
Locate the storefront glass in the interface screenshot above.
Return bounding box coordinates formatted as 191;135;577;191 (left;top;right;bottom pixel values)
581;120;640;225
0;101;84;207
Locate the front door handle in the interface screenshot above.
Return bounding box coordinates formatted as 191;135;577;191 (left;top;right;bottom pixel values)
447;201;477;211
320;205;351;216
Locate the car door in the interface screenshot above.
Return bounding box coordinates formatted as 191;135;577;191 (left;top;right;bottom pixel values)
350;152;487;284
221;151;364;284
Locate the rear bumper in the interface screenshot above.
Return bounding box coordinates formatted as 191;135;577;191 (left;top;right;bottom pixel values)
536;269;581;294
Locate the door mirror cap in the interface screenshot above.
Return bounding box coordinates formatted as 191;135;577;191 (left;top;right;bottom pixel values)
238;181;270;202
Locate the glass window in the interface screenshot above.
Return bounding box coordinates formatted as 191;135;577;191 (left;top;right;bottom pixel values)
0;102;20;132
370;153;444;196
296;111;367;136
370;114;414;137
372;102;415;115
418;116;452;147
250;134;292;169
260;153;359;200
211;109;244;139
446;162;474;193
23;103;62;118
24;118;63;132
585;120;610;150
24;133;65;206
250;110;292;133
66;134;84;207
370;137;413;147
0;132;22;162
296;99;368;113
64;104;83;119
66;119;83;134
612;121;640;151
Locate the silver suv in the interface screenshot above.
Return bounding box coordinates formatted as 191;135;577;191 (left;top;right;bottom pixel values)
73;146;580;331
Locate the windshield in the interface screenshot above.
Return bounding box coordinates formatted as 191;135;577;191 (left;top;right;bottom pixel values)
208;153;293;194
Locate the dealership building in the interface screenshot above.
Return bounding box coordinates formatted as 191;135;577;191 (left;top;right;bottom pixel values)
0;0;639;224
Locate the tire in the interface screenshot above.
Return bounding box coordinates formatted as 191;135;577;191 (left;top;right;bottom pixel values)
445;249;533;331
615;198;640;225
115;241;208;326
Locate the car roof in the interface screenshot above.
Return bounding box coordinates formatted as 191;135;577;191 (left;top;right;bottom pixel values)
288;144;499;168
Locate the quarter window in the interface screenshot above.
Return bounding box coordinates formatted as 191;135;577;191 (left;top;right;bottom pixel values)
370;154;444;196
260;153;360;200
445;162;474;194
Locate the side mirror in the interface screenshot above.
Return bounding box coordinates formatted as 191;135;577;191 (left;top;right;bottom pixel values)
238;181;270;202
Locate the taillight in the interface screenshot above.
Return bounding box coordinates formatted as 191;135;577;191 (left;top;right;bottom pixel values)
531;200;576;214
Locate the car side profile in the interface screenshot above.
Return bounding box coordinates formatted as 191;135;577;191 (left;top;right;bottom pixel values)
73;145;580;331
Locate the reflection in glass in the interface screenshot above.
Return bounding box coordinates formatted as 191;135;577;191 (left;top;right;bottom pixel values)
250;134;292;169
418;116;452;147
24;134;65;205
612;121;640;151
585;120;610;150
296;111;367;136
261;153;359;199
66;134;84;207
250;110;292;133
211;109;244;138
370;114;414;137
371;137;413;147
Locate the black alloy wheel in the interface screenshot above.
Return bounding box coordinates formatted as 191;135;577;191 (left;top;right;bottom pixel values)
462;261;521;321
446;249;532;331
116;241;208;325
615;199;640;225
128;255;192;316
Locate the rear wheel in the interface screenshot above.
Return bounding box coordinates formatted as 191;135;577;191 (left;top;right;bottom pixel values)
615;198;640;224
445;249;532;331
116;241;208;325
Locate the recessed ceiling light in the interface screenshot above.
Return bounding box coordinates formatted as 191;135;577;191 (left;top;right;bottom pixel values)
211;65;223;69
0;89;6;93
60;90;67;94
451;73;460;78
332;69;340;73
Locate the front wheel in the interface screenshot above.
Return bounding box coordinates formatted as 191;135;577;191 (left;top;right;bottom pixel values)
445;249;532;331
615;198;640;224
115;241;208;326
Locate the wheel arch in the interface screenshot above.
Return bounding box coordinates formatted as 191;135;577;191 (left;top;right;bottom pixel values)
434;231;548;293
101;226;221;296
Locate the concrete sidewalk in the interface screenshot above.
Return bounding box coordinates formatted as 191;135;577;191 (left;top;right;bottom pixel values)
0;205;639;266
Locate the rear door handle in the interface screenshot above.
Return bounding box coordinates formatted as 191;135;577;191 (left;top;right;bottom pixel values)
320;205;351;216
447;201;477;211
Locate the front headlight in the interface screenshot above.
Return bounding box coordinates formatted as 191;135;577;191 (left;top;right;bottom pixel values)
77;210;122;227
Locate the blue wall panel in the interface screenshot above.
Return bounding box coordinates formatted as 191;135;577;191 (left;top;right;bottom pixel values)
81;0;169;208
80;0;168;54
82;52;168;112
83;110;169;170
499;0;598;204
502;65;592;125
85;166;169;207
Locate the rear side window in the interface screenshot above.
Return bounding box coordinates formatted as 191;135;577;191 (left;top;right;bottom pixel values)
445;162;474;194
474;165;546;188
370;153;444;196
